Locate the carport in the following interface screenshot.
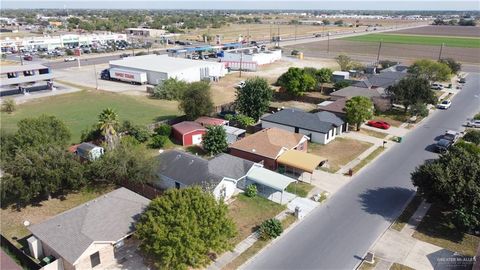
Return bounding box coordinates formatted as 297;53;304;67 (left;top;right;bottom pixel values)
277;150;327;183
246;166;296;204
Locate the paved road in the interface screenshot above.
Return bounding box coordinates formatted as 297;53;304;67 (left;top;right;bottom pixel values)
243;73;480;270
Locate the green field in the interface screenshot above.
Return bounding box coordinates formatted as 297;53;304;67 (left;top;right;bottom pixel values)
1;91;180;143
343;33;480;48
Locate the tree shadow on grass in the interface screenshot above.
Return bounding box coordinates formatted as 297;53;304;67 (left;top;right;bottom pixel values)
415;204;465;244
358;187;415;222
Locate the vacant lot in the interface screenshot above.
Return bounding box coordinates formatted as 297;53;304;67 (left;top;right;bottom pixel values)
228;194;285;245
343;33;480;48
309;137;373;173
1;90;179;143
1;186;114;248
391;25;480;37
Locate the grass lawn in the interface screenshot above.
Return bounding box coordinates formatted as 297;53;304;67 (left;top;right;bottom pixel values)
223;214;297;270
352;147;385;173
343;33;480;48
391;195;423;231
286;182;314;198
357;259;378;270
0;185;115;249
309;138;373;173
228;194;285;245
413;203;480;257
390;263;415;270
358;128;388;139
0;90;180;143
373;109;409;127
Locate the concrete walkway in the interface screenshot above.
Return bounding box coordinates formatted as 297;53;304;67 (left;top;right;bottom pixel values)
401;200;431;237
361;124;409;137
336;144;383;175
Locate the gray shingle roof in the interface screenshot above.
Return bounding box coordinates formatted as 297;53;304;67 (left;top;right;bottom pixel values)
331;86;385;98
28;188;150;265
353;80;373;89
157;150;255;187
261;109;344;134
365;72;408;88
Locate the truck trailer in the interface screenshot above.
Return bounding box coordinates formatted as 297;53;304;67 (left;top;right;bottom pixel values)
100;68;147;85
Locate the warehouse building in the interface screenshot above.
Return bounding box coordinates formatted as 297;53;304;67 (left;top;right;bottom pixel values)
125;28;167;37
108;54;227;85
220;49;282;66
1;64;54;96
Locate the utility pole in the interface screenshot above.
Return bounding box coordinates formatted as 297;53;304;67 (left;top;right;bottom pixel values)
294;22;298;41
277;23;280;47
438;43;444;60
270;23;272;44
239;49;243;78
93;64;98;90
19;49;24;66
327;34;330;54
376;40;383;64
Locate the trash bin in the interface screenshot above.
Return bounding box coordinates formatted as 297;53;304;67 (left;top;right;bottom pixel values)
397;137;403;143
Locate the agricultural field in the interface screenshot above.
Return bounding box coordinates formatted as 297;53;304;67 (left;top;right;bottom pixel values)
343;33;480;48
0;90;180;143
391;25;480;37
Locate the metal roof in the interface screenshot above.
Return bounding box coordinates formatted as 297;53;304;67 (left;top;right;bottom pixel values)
0;73;54;87
1;64;49;74
277;150;327;173
246;166;296;191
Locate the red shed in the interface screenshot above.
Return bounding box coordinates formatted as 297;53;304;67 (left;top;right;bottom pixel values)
172;121;207;146
195;116;229;127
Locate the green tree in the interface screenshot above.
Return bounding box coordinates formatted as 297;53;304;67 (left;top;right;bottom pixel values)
234;114;255;128
259;218;283;240
1;99;16;113
235;77;273;121
463;130;480;145
315;68;333;92
409;102;429;117
202;125;228;155
152;78;188;100
344;96;374;131
15;115;71;151
439;58;462;75
135;187;236;270
408;59;452;82
120;120;150;143
154;124;172;136
88;137;157;184
411;145;480;230
386;77;437;114
277;67;316;97
333;80;352;90
335;54;353;71
179;81;214;120
245;184;257;197
149;135;168;149
97;108;120;150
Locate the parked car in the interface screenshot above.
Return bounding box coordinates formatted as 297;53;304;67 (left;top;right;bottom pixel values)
431;83;443;90
367;120;391;130
235;81;246;89
64;56;76;62
291;50;300;56
466;119;480;128
435;138;452;153
437;100;451;110
23;55;33;61
443;130;460;143
119;53;130;58
458;77;466;83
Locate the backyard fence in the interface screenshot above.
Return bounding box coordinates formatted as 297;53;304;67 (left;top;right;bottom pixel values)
119;180;163;200
1;234;41;270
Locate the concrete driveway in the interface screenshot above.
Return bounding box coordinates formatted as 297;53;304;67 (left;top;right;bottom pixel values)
106;239;150;270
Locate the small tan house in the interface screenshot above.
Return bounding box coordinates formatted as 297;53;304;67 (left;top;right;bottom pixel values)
27;188;150;270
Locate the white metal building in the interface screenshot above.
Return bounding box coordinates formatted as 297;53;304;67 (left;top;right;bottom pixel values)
108;54;227;85
221;49;282;65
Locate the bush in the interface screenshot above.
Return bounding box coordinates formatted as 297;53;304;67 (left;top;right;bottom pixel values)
245;184;257;197
463;130;480;145
409;102;429;117
1;99;16;113
154;124;172;136
333;80;351;90
151;78;188;100
149;135;168;148
474;113;480;120
121;120;150;143
235;114;255;128
65;49;74;56
80;125;102;142
259;218;283;240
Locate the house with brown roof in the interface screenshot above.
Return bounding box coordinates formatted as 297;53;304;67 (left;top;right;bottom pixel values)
229;127;309;170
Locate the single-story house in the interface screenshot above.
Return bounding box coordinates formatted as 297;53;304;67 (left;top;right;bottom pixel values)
229;127;308;170
27;188;150;270
195;116;229;127
317;98;347;118
172;121;207;146
331;85;386;100
156;150;256;200
223;125;246;144
352;71;408;89
261;109;347;145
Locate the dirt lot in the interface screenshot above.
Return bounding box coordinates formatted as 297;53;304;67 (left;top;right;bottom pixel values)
391;25;480;37
285;39;480;63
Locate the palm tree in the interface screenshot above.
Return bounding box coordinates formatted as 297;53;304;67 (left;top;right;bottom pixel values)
97;108;119;150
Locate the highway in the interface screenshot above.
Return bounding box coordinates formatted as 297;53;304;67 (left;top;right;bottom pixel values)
242;72;480;270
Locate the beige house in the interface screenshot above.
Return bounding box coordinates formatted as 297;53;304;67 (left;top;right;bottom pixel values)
27;188;150;270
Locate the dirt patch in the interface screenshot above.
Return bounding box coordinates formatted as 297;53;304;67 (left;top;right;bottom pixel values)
285;39;480;63
390;25;480;37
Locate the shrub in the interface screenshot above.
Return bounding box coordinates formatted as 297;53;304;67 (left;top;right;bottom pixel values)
235;114;255;128
333;80;351;90
80;125;102;142
121;120;150;143
154;124;172;136
474;113;480;120
65;49;74;56
463;130;480;145
259;218;283;240
149;135;168;148
1;99;16;113
151;78;188;100
409;102;429;117
245;184;257;197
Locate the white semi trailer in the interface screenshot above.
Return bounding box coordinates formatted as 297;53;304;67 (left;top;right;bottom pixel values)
101;67;147;85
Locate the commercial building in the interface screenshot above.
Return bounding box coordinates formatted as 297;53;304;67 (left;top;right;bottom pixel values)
220;49;282;66
108;54;227;85
0;64;54;96
125;28;167;37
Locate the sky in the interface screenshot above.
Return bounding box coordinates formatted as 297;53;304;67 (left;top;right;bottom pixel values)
1;0;479;11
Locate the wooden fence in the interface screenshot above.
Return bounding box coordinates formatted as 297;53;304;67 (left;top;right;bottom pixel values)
119;180;163;200
0;234;41;270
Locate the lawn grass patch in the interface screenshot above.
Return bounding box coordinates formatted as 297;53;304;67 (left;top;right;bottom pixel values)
352;147;385;173
391;195;423;231
343;33;480;48
286;182;314;198
390;263;415;270
358;128;388;139
373;109;408;127
309;138;373;173
413;203;480;257
357;259;378;270
223;214;297;270
228;194;285;245
0;185;115;249
0;90;180;144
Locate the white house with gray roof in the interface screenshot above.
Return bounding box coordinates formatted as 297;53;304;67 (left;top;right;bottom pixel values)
27;188;150;270
261;109;346;144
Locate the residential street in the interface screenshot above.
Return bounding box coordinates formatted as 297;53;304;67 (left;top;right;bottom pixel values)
242;72;480;270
